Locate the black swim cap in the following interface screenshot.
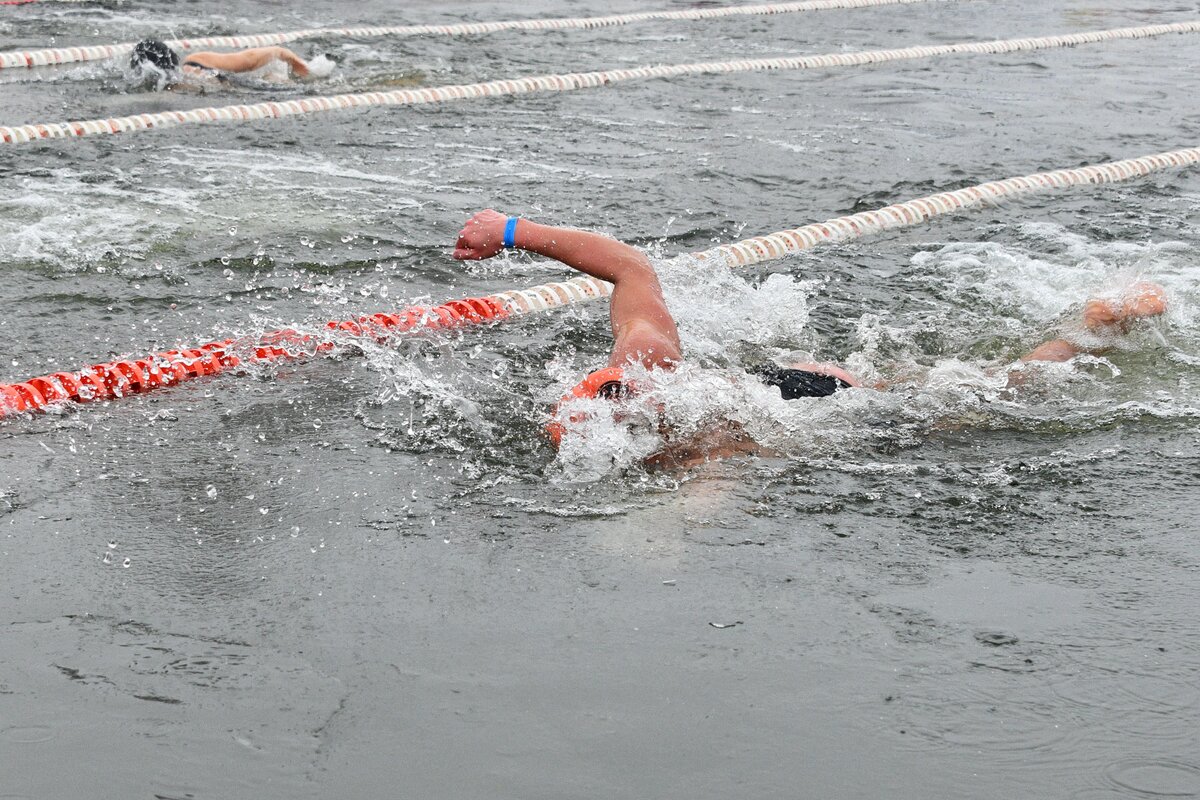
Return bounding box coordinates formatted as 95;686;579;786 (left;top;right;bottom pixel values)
130;39;180;71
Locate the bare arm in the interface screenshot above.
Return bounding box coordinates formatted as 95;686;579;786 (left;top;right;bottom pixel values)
1008;282;1167;386
452;210;682;370
1019;283;1168;365
185;47;310;77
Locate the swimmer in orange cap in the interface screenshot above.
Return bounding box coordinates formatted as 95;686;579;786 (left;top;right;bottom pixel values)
453;209;1168;461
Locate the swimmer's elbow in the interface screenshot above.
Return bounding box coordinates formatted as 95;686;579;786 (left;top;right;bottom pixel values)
609;248;656;284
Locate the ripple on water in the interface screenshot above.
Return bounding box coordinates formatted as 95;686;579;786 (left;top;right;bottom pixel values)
1049;674;1200;741
897;685;1084;758
1104;759;1200;798
0;725;54;744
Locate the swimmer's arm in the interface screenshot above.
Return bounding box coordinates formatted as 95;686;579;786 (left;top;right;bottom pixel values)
452;210;683;369
185;47;310;77
1007;284;1169;386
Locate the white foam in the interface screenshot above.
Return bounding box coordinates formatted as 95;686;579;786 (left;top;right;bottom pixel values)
306;54;336;79
659;254;818;361
912;222;1196;327
0;172;192;270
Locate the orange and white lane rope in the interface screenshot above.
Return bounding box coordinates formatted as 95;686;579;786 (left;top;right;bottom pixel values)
0;0;939;69
4;21;1198;145
3;145;1197;419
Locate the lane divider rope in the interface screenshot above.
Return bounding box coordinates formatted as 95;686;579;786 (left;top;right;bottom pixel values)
3;21;1199;145
484;146;1200;313
0;297;516;418
3;145;1198;419
1;0;99;6
0;0;941;69
690;147;1200;268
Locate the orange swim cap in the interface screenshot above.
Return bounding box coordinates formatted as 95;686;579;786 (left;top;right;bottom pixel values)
545;367;632;448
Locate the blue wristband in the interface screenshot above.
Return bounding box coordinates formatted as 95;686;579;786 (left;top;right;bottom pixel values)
503;216;519;249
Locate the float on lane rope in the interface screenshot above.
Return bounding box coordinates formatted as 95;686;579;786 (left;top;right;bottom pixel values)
3;145;1198;419
0;0;939;69
3;21;1200;145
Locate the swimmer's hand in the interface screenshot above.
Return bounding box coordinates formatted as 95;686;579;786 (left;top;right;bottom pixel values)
452;209;509;260
1083;281;1168;332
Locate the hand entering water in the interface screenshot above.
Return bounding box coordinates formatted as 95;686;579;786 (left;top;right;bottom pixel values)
1082;281;1169;332
1018;281;1169;366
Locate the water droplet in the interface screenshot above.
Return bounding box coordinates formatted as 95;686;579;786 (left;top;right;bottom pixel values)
101;552;112;564
228;225;238;236
122;558;131;568
220;256;231;266
107;540;117;549
205;485;218;498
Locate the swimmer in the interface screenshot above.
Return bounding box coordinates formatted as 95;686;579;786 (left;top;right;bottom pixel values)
128;39;316;86
452;209;1168;464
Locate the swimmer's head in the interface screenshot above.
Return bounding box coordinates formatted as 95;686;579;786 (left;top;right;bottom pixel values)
546;367;643;448
130;39;181;72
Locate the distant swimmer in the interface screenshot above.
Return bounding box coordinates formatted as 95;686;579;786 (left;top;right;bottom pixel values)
452;209;1168;467
128;39;333;88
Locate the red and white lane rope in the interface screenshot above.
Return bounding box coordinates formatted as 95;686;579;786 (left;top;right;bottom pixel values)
4;21;1198;146
3;146;1198;419
1;0;100;6
0;0;939;69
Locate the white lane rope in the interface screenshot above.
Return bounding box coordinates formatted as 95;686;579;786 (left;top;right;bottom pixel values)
0;0;941;69
484;146;1200;315
3;21;1198;145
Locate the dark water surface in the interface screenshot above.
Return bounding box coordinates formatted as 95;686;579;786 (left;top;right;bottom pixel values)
2;0;1199;797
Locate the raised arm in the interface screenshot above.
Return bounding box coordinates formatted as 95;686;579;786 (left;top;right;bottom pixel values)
185;46;310;77
453;210;682;370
